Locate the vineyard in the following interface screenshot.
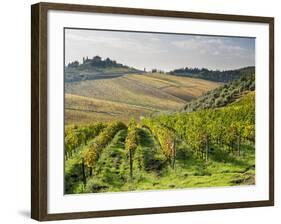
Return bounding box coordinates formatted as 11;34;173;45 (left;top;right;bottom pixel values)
64;91;255;194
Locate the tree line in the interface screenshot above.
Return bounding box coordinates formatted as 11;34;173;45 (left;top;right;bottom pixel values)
170;66;255;83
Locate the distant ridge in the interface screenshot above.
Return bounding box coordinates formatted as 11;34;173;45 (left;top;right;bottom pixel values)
66;56;255;84
169;66;255;83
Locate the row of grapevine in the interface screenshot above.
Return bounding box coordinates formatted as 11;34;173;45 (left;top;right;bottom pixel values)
65;121;127;188
125;119;139;179
149;92;255;160
142;119;176;168
64;122;106;159
83;121;127;170
65;121;126;192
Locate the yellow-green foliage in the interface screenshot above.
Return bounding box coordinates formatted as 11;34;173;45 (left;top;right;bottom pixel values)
125;119;138;153
83;121;127;168
142;119;175;160
64;122;106;158
151;92;255;158
125;118;139;178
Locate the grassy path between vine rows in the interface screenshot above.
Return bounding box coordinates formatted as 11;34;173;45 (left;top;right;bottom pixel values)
67;127;255;194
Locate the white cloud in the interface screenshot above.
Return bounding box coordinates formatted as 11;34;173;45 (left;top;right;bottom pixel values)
66;30;167;55
65;29;255;71
171;36;250;60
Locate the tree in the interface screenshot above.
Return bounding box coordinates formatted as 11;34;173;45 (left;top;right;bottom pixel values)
68;61;79;68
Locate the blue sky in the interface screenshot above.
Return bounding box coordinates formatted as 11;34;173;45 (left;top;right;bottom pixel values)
65;28;255;71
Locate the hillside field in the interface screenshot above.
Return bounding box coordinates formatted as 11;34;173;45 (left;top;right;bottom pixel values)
65;92;255;194
64;62;255;194
65;73;220;124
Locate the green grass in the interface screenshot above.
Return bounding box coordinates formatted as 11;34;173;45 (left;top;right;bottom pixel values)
67;126;255;194
124;141;255;191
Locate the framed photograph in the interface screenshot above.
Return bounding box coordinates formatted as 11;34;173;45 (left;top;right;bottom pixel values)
31;2;274;221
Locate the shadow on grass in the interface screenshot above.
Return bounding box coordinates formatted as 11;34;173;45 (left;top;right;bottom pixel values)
93;129;128;191
210;146;249;167
137;128;167;172
176;142;202;167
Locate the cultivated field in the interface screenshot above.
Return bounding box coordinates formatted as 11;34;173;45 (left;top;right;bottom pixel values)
65;94;159;125
65;73;220;124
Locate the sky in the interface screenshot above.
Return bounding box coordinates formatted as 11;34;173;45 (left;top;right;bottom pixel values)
65;28;255;71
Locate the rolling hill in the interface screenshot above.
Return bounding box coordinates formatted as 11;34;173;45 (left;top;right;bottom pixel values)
65;73;220;124
65;57;255;125
182;73;255;112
